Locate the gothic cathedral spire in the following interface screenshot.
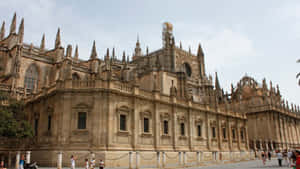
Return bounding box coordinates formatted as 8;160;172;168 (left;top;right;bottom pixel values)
90;41;97;59
10;12;17;34
18;18;24;43
55;28;61;49
74;45;79;60
0;21;5;40
40;34;45;51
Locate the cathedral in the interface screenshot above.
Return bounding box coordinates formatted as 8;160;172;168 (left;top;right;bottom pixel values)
0;13;300;168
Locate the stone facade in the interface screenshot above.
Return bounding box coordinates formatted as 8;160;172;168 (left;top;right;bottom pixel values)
0;13;299;167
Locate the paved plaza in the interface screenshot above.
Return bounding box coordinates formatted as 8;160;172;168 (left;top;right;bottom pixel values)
191;159;290;169
33;159;291;169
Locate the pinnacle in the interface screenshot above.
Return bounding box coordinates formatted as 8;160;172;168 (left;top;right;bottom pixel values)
10;12;17;34
90;40;97;59
55;28;61;49
0;21;5;40
74;45;79;59
40;34;45;50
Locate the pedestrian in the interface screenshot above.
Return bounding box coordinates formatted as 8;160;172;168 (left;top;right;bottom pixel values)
294;150;300;169
277;150;283;167
85;159;89;169
283;150;288;166
0;160;6;169
268;151;271;160
19;155;25;169
289;150;294;167
90;158;95;169
291;151;297;169
261;151;266;165
71;155;76;169
99;159;104;169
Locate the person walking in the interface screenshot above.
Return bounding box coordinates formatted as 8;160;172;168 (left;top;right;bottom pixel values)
277;150;283;167
0;160;6;169
99;159;104;169
19;155;25;169
90;158;95;169
283;150;288;166
71;155;76;169
294;150;300;169
85;159;89;169
261;151;266;165
289;150;294;167
268;151;271;160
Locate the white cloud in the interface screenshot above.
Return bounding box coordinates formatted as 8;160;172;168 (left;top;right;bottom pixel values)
204;29;256;68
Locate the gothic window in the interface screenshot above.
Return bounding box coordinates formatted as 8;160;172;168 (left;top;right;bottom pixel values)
47;115;52;131
232;128;236;140
197;124;202;137
180;123;185;136
144;117;149;133
212;127;216;138
195;119;203;138
240;129;244;140
72;73;80;80
140;111;152;134
222;127;227;139
24;64;39;91
120;114;127;131
77;112;87;129
34;118;39;136
183;63;192;77
163;120;169;134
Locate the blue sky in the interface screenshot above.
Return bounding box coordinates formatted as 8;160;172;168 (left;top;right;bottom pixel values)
0;0;299;105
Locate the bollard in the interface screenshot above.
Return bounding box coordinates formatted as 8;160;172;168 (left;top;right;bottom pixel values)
179;152;182;166
136;152;140;169
183;152;186;166
197;152;200;165
162;152;166;168
156;152;160;169
57;151;62;169
129;152;133;169
8;151;12;168
15;151;20;169
26;151;31;164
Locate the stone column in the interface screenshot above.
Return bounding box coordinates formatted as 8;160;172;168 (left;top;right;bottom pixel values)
57;151;62;169
171;104;177;149
8;151;12;168
156;152;160;169
237;120;241;150
197;152;200;165
188;107;193;150
183;152;186;166
205;112;210;150
162;152;166;168
154;101;160;149
15;151;20;169
136;151;140;169
227;117;232;152
26;151;31;164
178;152;182;166
129;152;133;169
132;89;139;149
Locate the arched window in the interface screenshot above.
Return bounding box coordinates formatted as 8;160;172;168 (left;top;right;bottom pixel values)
24;64;39;91
72;73;80;80
183;63;192;77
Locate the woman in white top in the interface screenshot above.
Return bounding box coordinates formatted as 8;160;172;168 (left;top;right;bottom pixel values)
85;159;89;169
277;151;283;167
71;155;75;169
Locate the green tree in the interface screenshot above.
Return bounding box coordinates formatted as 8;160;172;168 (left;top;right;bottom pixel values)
0;93;34;138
